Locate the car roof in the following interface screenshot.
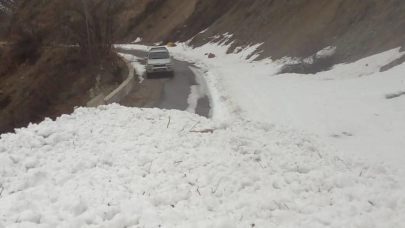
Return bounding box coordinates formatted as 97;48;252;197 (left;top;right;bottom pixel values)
149;46;169;53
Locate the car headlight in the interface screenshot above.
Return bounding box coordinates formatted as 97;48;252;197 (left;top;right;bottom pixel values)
146;64;153;69
166;64;173;69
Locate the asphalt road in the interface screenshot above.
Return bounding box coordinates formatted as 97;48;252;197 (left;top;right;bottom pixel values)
118;49;211;118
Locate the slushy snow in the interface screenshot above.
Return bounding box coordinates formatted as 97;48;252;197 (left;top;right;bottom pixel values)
1;105;404;228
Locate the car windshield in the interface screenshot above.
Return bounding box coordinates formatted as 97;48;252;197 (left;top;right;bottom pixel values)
149;51;170;59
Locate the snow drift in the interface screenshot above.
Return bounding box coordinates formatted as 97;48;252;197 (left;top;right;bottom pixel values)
1;105;404;228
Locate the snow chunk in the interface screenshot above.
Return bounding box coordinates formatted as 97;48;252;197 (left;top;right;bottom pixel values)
133;37;142;43
316;46;337;58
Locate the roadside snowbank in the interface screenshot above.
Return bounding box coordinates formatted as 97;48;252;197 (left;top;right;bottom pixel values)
1;105;404;228
118;53;145;83
118;42;405;170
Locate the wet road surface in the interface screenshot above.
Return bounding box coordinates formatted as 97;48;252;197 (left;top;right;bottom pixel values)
118;49;211;118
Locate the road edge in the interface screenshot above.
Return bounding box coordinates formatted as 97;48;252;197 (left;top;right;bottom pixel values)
86;52;136;107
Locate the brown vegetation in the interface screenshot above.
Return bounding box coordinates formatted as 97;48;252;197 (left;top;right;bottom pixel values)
56;0;125;60
0;44;125;134
0;0;126;134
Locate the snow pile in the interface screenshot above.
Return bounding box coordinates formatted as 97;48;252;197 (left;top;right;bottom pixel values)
118;53;146;83
117;44;149;52
186;66;211;115
315;46;337;59
1;105;404;228
119;42;405;170
133;37;142;44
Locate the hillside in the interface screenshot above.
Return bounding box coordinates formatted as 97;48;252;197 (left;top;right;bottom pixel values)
120;0;405;67
2;0;405;73
0;0;127;134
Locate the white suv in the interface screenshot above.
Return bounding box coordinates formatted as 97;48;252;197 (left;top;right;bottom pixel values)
146;47;174;78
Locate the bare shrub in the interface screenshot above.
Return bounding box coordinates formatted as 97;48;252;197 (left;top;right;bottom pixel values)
10;29;41;64
56;0;125;63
